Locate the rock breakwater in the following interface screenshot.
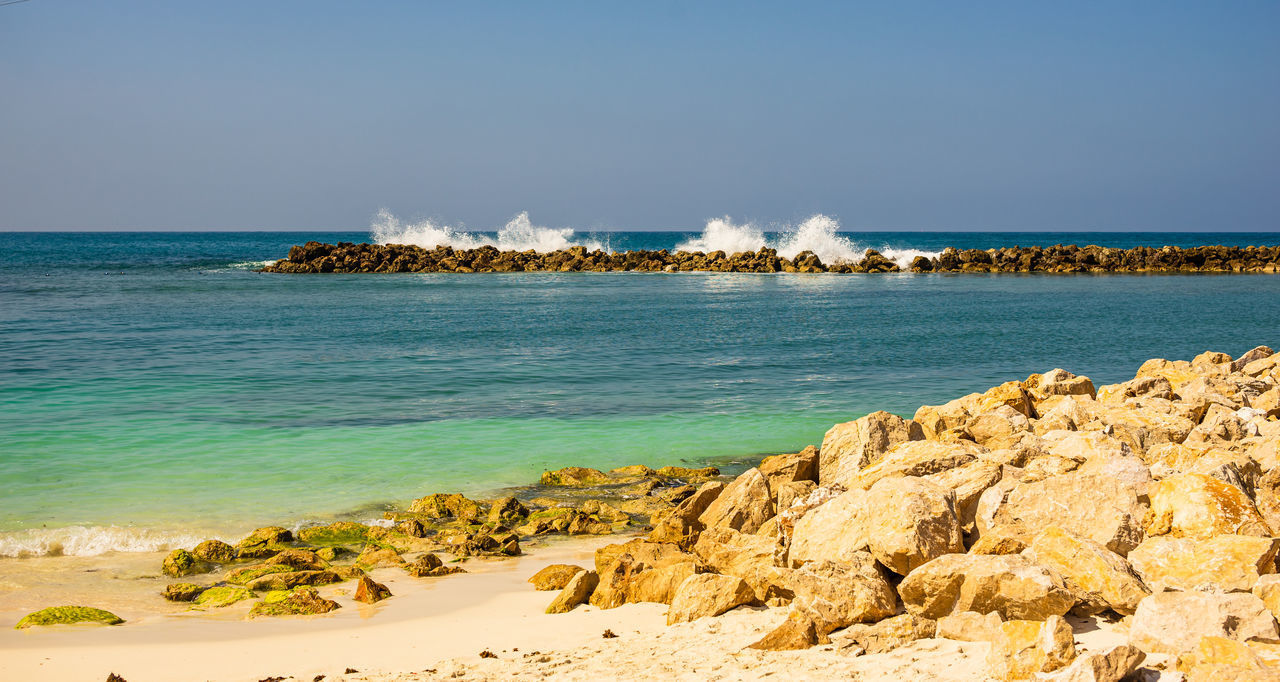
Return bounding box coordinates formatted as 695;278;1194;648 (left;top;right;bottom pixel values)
262;241;1280;274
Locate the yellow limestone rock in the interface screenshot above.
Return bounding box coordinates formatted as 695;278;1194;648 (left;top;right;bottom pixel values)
936;610;1003;642
897;553;1075;621
966;405;1032;448
665;573;755;625
985;471;1146;555
832;613;937;654
697;467;774;534
1023;526;1150;615
692;527;792;602
818;411;924;487
862;476;964;576
1128;591;1279;654
847;439;980;490
545;570;598;614
787;555;897;634
1145;473;1270;538
1128;534;1279;593
977;380;1036;417
787;487;871;567
914;393;980;440
985;615;1076;681
921;460;1003;533
1175;636;1280;681
1254;574;1280;621
1135;357;1201;392
1039;645;1146;682
1023;368;1097;406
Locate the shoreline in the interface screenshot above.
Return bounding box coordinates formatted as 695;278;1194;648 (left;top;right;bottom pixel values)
3;345;1279;681
262;241;1280;274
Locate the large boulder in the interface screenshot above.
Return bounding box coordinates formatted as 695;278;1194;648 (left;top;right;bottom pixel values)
693;527;791;602
15;606;124;628
647;481;723;548
248;586;340;617
590;541;698;609
897;553;1075;621
665;573;756;625
1175;636;1280;681
914;394;980;439
967;405;1033;448
696;468;774;534
353;575;392;604
191;539;238;563
980;471;1146;555
921;460;1004;533
162;549;210;578
832;614;937;654
1128;591;1279;654
862;477;964;576
1254;575;1280;620
1023;527;1149;615
1024;369;1097;405
819;411;923;487
1145;473;1271;538
787;487;870;567
1127;534;1279;593
985;615;1076;681
406;493;484;521
787;555;897;633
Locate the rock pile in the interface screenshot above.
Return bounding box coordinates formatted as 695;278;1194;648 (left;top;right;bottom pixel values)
533;345;1280;680
262;241;1280;274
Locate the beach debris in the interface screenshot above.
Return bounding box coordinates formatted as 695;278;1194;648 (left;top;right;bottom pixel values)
353;574;391;604
527;563;585;591
602;629;617;638
15;606;124;629
479;650;497;659
105;674;127;682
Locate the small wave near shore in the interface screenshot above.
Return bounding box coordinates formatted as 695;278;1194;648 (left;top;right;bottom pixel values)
0;526;216;558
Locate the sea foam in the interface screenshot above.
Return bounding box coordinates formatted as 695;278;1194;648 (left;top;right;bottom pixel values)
678;214;940;268
373;210;605;253
0;526;214;558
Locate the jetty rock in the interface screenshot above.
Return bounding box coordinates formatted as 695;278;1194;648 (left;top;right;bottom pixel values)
261;241;1280;274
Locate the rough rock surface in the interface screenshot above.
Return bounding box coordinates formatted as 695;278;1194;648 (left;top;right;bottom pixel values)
1022;526;1150;615
862;476;964;576
897;553;1075;620
696;468;774;534
546;570;599;614
527;564;586;591
981;471;1146;555
665;573;756;625
353;574;392;604
1128;534;1279;593
1145;473;1271;538
985;615;1076;681
1128;590;1279;654
787;555;897;633
819;411;924;487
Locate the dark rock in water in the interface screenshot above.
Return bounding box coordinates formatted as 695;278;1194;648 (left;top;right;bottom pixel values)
405;553;466;577
260;240;1280;275
236;526;293;559
15;606;124;629
163;583;204;602
353;574;392;604
226;563;294;586
265;548;328;571
248;587;339;617
488;496;530;526
192;586;253;608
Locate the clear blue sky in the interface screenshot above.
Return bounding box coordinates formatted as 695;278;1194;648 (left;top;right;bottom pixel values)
2;1;1277;231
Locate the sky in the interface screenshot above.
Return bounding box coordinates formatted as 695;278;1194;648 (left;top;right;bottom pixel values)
1;1;1277;232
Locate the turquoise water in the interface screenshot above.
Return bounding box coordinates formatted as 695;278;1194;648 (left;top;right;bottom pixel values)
3;231;1279;554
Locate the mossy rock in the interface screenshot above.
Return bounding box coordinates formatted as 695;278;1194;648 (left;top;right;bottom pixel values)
248;587;339;617
655;466;720;481
487;496;530;526
246;569;343;592
191;539;238;563
539;467;610;486
235;526;294;559
608;465;657;478
162;583;204;602
162;549;210;578
15;606;124;629
296;521;369;545
264;548;328;571
314;546;353;562
225;563;295;586
406;493;485;521
192;586;253;608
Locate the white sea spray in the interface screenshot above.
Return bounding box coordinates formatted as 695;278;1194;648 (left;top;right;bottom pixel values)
372;210;605;253
677;214;941;267
0;525;218;558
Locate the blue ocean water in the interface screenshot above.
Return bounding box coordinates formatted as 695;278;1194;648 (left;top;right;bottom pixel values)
2;230;1279;555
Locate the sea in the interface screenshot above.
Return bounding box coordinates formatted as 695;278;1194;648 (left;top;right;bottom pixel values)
3;215;1279;557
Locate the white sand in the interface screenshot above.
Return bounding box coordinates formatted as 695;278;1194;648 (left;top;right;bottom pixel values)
0;536;1139;682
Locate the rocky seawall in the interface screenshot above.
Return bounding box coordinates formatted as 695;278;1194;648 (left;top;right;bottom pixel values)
16;346;1280;679
262;241;1280;274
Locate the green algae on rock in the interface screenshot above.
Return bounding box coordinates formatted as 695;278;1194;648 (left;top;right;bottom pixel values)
162;583;205;602
225;563;295;586
162;548;210;578
296;521;370;545
191;539;239;563
248;587;340;617
192;586;253;609
15;606;124;629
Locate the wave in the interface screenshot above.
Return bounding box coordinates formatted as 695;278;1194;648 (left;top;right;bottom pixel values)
677;214;940;268
0;525;216;558
372;210;605;253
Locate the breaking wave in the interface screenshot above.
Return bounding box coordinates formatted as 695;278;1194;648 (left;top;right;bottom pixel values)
0;525;216;558
677;214;940;268
372;210;605;253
